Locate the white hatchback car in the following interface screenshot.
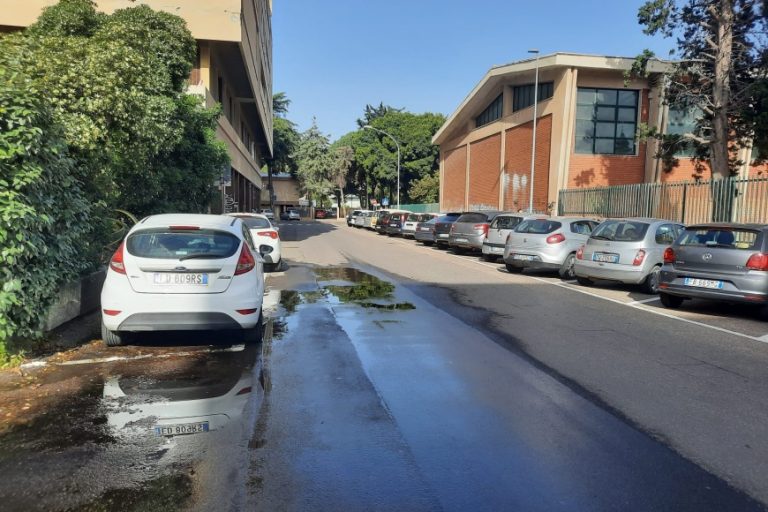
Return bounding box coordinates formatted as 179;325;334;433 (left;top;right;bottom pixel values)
100;214;265;346
228;213;282;271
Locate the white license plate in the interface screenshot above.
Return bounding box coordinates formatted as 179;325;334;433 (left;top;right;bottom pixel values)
438;234;449;238
420;227;430;232
513;254;535;261
491;247;504;253
683;278;724;289
153;273;209;285
155;422;209;436
455;238;468;243
592;252;619;263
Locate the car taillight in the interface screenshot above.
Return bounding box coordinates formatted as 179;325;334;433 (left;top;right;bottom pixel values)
546;233;565;244
169;225;200;231
663;247;676;264
632;249;646;266
576;246;584;260
110;242;126;274
474;223;490;236
746;253;768;271
257;230;279;240
234;243;256;275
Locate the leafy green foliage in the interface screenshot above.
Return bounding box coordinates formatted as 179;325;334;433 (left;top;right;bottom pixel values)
409;173;440;203
294;120;333;201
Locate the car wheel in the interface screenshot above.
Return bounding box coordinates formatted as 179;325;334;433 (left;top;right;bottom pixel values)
506;264;523;273
641;265;662;294
481;254;495;262
453;247;464;255
576;276;593;286
423;241;433;246
243;312;264;344
558;253;577;280
659;292;684;309
101;320;124;347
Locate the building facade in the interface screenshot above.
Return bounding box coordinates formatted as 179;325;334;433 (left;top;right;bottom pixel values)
433;53;762;214
2;0;273;214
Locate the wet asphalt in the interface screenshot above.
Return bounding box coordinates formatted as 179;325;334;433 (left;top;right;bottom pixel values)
0;220;765;511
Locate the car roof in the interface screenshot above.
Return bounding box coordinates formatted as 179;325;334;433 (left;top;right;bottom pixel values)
685;222;768;230
137;214;238;229
605;217;676;224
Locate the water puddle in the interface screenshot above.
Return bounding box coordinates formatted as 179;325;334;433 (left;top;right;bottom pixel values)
315;267;416;311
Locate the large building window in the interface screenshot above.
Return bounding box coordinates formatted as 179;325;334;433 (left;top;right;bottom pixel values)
666;106;699;157
512;82;554;112
575;88;638;155
475;94;503;128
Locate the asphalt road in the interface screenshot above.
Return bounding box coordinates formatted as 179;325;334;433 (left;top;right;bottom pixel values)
0;218;766;511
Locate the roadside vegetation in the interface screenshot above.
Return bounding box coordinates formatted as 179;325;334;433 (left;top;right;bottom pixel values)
0;0;229;362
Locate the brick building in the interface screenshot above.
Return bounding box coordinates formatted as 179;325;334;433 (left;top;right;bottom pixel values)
432;53;762;214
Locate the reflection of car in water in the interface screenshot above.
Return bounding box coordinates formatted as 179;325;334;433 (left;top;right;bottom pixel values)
103;345;258;438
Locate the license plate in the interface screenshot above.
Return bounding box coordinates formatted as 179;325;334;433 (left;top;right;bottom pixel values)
155;422;209;436
420;227;430;231
513;254;535;261
683;278;724;289
592;252;619;263
153;273;209;285
438;234;449;238
455;238;468;243
491;247;504;253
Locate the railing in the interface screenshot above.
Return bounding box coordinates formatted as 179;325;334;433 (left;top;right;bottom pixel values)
398;203;440;213
558;177;768;224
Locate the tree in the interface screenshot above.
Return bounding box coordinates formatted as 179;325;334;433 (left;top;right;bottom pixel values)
294;120;333;205
330;145;354;216
634;0;767;180
409;173;440;203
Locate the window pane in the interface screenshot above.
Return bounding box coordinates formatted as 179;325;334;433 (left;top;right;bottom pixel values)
577;88;596;105
576;105;594;119
616;123;636;138
575;135;594;154
618;90;638;106
596;89;617;105
575;119;594;138
596;122;615;137
618;108;636;122
596;106;615;121
595;138;615;154
614;139;635;154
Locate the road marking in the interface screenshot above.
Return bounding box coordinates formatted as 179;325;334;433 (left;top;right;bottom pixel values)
20;344;245;370
627;297;661;305
759;334;768;343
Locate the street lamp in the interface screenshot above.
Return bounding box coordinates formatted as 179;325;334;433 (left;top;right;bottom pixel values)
363;124;401;209
528;48;540;213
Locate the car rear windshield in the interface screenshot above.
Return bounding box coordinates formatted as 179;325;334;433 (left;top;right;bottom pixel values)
436;215;459;223
126;229;241;260
590;220;649;242
407;214;421;222
678;228;760;250
456;213;488;223
515;219;562;234
233;216;271;229
491;216;523;230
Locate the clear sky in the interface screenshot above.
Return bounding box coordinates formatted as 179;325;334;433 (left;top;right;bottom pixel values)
272;0;675;141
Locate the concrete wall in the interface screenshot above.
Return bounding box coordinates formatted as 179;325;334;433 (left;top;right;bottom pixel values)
44;270;106;332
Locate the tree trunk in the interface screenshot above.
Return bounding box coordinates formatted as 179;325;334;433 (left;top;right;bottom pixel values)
711;0;734;221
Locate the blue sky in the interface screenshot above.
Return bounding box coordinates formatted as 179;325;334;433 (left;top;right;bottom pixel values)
272;0;675;141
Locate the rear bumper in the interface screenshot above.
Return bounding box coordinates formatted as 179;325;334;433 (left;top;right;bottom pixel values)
660;268;768;303
574;260;650;284
118;312;247;331
449;234;484;250
435;233;451;245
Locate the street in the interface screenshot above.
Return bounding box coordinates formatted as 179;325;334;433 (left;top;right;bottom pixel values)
1;219;767;511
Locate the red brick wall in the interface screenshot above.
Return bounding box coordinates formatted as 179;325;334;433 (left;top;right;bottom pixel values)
442;145;467;211
468;134;501;210
503;115;552;212
568;89;650;188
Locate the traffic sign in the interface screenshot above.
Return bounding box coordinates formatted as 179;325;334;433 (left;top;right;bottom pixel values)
382;197;389;206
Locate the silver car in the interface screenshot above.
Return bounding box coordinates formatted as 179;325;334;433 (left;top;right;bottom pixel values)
482;214;543;261
449;211;505;253
414;217;438;245
503;217;599;278
348;209;362;226
354;210;372;228
403;213;439;238
658;223;768;310
574;218;684;294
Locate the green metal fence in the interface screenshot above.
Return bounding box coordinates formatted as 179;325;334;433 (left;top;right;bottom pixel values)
558;177;768;224
398;203;440;213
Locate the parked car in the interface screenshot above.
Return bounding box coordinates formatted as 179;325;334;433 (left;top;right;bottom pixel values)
347;209;362;226
414;217;439;245
403;213;439;239
315;209;328;219
228;213;282;272
280;209;301;221
100;214;265;346
434;213;463;247
258;208;275;220
574;218;684;294
503;217;599;278
658;223;768;310
449;211;506;253
382;211;411;236
482;214;542;261
362;211;377;229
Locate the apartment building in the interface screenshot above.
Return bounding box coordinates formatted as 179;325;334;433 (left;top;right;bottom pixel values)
432;53;762;213
3;0;273;213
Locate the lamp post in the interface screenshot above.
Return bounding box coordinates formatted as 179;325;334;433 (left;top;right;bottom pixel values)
528;49;540;213
363;125;401;209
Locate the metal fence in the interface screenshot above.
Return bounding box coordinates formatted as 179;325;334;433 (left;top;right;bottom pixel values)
398;203;440;213
558;177;768;224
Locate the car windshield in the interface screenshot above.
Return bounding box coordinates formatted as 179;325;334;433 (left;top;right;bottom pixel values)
590;220;650;242
126;229;241;259
234;216;271;229
514;219;562;234
491;216;523;230
678;228;759;249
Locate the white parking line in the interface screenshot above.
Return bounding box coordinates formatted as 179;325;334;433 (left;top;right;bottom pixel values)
627;297;661;305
